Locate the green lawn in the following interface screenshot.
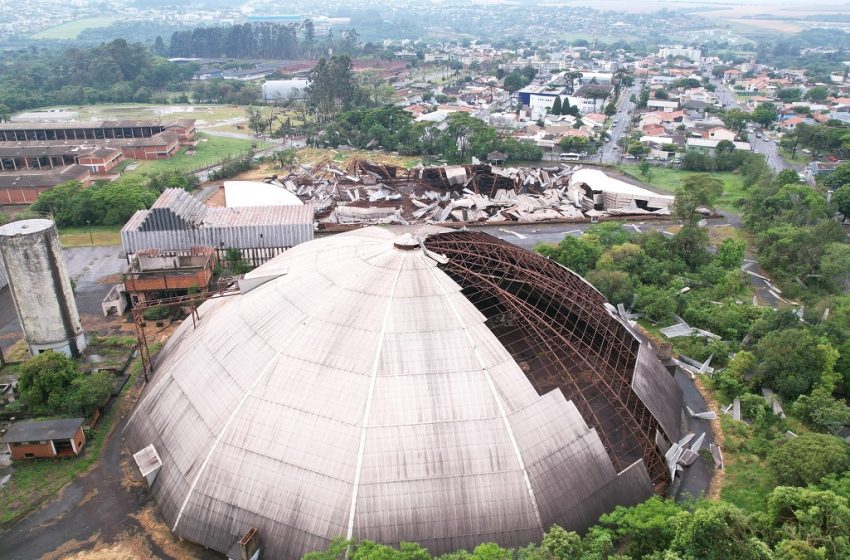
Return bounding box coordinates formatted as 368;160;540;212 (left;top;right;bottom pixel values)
129;133;263;175
58;225;122;247
32;17;121;39
718;416;776;512
616;164;747;211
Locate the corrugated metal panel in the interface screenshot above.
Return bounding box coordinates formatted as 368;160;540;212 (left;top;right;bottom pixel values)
633;344;683;442
124;227;663;560
0;250;7;290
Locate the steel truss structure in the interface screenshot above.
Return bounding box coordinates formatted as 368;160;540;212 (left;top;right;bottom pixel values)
425;231;671;491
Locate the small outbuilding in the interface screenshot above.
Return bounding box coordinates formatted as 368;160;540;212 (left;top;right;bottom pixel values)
487;150;507;165
1;417;86;460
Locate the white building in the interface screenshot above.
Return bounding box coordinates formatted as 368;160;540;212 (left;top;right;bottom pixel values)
658;46;702;62
262;79;309;102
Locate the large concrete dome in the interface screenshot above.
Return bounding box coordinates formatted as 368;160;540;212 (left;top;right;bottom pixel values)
125;226;682;559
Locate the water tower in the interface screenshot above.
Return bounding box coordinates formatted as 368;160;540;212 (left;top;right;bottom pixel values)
0;219;86;357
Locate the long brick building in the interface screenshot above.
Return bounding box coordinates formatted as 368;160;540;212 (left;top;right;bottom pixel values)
0;119;195;204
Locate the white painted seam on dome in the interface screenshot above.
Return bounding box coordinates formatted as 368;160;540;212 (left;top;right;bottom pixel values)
172;353;281;533
418;254;544;535
171;273;346;533
345;253;408;542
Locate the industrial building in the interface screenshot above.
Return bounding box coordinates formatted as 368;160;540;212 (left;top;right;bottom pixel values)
0;119;196;144
0;119;195;203
0;218;86;357
123;247;217;305
121;188;314;267
569;168;674;214
125;226;682;560
0;165;93;205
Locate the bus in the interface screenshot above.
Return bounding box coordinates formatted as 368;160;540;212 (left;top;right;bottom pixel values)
559;152;582;161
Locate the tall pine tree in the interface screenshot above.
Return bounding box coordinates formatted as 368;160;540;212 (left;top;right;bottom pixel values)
550;96;562;115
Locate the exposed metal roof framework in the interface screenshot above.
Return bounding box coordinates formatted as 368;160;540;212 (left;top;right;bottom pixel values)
424;232;676;490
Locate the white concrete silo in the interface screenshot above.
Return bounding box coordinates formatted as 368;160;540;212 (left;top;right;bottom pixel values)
0;219;86;357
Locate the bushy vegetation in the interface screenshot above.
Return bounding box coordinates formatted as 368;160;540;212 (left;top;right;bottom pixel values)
17;352;113;417
319;106;542;163
30;170;195;227
0;39;195;112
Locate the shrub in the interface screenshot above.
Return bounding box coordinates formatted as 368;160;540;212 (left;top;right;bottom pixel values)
767;433;850;487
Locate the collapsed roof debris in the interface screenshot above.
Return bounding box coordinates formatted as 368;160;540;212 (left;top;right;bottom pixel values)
253;159;674;229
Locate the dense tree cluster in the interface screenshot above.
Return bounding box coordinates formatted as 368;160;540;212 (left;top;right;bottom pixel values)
318;107;542;163
31;171;195;227
0;40;195;112
168;21;361;59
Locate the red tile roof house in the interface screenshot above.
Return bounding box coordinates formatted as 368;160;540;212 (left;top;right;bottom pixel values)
1;418;86;460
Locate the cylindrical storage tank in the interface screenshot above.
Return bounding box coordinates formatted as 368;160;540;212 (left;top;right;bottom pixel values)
0;219;86;357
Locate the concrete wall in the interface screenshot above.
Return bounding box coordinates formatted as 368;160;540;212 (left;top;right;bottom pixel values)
0;219;86;357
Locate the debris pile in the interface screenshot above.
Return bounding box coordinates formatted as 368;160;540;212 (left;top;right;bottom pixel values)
258;159;664;229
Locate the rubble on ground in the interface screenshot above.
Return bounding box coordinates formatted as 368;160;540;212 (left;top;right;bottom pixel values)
258;158;668;229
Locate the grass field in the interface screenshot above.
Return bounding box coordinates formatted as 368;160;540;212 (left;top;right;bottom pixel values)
58;225;122;248
32;17;121;39
717;416;776;512
616;164;748;211
296;147;422;169
26;104;255;128
130;133;262;175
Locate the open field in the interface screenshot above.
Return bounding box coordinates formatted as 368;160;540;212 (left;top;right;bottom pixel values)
296;147;422;169
58;226;123;248
131;133;262;175
616;164;747;211
32;17;121;39
26;104;255;130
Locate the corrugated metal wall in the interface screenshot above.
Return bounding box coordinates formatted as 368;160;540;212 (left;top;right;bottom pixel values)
122;222;314;264
0;251;7;290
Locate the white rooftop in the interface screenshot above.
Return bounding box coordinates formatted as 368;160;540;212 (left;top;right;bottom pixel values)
224;181;303;208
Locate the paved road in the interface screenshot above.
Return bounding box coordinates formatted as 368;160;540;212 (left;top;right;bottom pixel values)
599;81;642;164
711;79;799;174
672;370;715;501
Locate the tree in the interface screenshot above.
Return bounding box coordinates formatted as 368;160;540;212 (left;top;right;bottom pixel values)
534;235;602;276
768;433;850;487
777;88;802;102
752;102;778;127
558;135;588;152
805;86;830;101
17;352;80;416
307;55;363;122
550;96;562;115
831;184;850;218
627;142;650;158
639;160;652;181
671;174;723;226
756;329;838;399
819;243;850;291
604;102;617;116
669;502;771;560
793;388;850;434
540;525;583;559
767;485;850;559
716;139;735;153
586;269;634;306
722;109;751;133
67;372;114;416
596;496;683;558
